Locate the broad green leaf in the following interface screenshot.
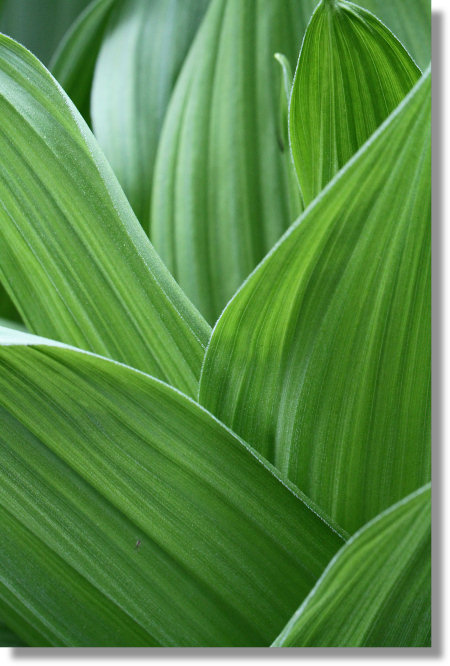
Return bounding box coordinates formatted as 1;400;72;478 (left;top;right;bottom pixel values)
0;0;90;64
273;485;431;647
0;35;210;397
0;616;27;647
91;0;210;229
200;70;431;534
50;0;115;125
290;0;420;205
360;0;431;71
151;0;315;324
0;328;344;647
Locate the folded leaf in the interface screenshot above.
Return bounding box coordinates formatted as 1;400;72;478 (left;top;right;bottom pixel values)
273;484;431;647
360;0;430;71
91;0;210;229
0;328;344;647
151;0;315;323
290;0;420;205
0;0;90;64
0;35;210;397
200;70;431;534
50;0;115;125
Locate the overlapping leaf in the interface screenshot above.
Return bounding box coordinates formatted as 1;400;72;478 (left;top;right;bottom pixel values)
361;0;431;70
50;0;115;125
0;35;210;397
290;0;420;205
273;485;431;647
0;0;90;64
91;0;210;228
0;327;344;646
200;70;431;534
151;0;317;323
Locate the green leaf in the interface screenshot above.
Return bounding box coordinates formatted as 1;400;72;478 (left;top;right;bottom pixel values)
200;70;431;534
0;327;344;647
50;0;115;126
91;0;210;229
0;284;20;323
0;35;210;397
290;0;421;205
360;0;431;71
151;0;316;324
273;484;431;647
0;616;27;647
0;0;90;64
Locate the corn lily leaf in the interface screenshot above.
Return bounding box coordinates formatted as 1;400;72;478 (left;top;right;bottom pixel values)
273;484;431;647
360;0;431;71
50;0;115;125
0;285;19;323
0;327;344;647
0;35;210;397
0;617;27;647
0;0;90;64
90;0;210;229
151;0;316;324
290;0;420;205
200;70;431;534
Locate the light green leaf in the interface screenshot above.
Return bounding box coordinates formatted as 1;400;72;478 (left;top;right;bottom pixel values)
0;35;210;397
50;0;115;125
360;0;431;71
151;0;316;324
200;70;431;534
290;0;421;205
0;327;344;647
91;0;210;229
273;484;431;647
0;0;90;64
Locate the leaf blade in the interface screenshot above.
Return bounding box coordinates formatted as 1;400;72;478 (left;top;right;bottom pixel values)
0;34;210;396
91;0;210;229
273;485;431;647
200;70;431;534
290;0;421;205
0;328;344;646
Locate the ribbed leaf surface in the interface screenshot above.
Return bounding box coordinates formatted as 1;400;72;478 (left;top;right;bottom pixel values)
273;485;431;647
151;0;315;323
290;0;420;205
200;71;431;534
91;0;210;228
0;328;344;647
0;35;210;397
